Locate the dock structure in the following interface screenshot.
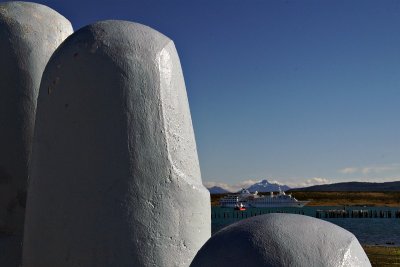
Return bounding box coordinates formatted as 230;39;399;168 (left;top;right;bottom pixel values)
315;209;397;219
212;208;400;221
212;209;305;220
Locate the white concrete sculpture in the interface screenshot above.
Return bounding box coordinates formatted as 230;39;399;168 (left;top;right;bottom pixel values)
0;2;72;266
190;214;371;267
23;20;210;267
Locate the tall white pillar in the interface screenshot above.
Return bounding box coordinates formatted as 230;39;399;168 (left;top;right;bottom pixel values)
0;2;72;266
23;20;210;267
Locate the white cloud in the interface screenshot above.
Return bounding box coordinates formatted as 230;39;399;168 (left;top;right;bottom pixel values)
339;167;358;174
236;179;259;189
203;181;249;192
204;179;265;192
269;180;285;185
202;181;235;192
339;163;400;175
361;165;399;174
285;177;332;188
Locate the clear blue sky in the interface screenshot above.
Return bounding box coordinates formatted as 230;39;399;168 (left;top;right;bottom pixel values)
12;0;400;187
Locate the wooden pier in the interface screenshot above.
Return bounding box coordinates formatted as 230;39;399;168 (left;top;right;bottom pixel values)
211;209;305;219
315;209;400;219
212;209;400;220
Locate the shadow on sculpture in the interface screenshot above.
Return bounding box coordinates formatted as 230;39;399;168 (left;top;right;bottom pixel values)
0;2;72;266
22;20;210;267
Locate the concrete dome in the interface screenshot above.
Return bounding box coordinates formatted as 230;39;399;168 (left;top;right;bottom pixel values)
190;213;371;267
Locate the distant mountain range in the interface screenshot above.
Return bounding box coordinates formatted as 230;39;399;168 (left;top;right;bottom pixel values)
207;180;400;194
292;181;400;191
246;179;290;193
207;186;230;194
206;179;291;194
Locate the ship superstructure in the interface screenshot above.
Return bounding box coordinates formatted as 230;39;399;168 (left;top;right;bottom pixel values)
219;188;309;208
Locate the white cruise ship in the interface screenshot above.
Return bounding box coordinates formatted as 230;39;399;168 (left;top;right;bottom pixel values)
219;188;309;208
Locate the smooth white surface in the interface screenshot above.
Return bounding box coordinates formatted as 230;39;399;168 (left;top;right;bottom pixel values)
190;213;371;267
23;20;210;267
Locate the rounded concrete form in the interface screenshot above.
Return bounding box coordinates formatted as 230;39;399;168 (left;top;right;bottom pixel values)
190;214;371;267
0;2;72;266
23;20;210;267
0;0;73;232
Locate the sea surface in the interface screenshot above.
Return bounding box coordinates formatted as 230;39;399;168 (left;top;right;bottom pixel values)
211;206;400;246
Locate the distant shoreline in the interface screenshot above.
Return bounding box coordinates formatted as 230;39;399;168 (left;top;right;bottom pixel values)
211;191;400;207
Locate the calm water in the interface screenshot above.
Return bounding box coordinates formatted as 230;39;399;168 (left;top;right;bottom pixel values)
212;206;400;246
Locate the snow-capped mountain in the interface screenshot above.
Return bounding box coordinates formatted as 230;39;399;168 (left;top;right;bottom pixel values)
245;179;290;193
207;186;231;194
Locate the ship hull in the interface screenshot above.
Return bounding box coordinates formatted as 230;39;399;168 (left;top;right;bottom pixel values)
248;201;310;208
221;201;309;208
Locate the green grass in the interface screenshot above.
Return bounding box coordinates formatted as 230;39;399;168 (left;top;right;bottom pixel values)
363;246;400;266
